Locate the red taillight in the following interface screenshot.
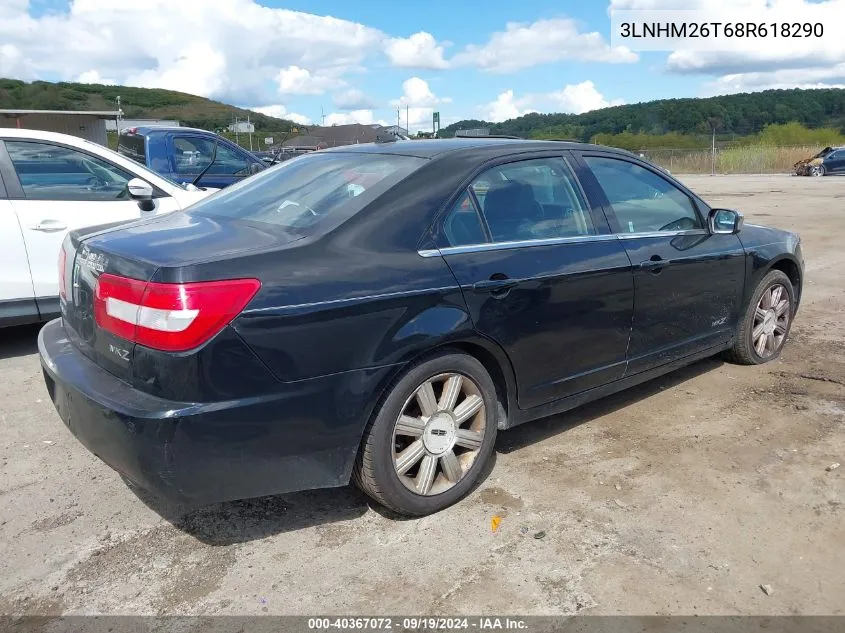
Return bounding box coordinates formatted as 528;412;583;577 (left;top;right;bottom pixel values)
58;246;67;300
94;274;260;352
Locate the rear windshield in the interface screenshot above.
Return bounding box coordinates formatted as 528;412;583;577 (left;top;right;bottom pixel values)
117;134;146;164
187;151;426;234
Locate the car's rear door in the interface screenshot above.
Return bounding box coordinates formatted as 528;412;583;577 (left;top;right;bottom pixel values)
433;152;634;409
0;138;179;309
573;151;746;375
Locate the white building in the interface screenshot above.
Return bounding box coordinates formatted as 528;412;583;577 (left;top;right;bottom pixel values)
228;121;255;134
0;109;120;146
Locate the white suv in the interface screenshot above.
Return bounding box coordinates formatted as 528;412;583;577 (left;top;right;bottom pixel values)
0;129;216;327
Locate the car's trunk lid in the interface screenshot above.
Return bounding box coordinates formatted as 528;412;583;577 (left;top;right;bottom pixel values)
60;212;301;381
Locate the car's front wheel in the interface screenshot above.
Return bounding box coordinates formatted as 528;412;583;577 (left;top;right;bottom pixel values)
353;352;499;516
726;269;795;365
810;164;825;177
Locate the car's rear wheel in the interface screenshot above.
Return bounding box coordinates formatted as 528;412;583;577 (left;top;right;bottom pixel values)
810;164;825;177
353;352;498;516
725;270;795;365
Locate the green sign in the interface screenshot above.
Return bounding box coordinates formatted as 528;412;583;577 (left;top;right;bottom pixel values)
433;112;440;125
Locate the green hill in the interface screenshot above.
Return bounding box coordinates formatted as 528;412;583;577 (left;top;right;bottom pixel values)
0;78;297;132
440;88;845;144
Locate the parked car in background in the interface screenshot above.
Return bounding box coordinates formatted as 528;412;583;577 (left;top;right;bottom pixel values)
0;128;216;327
40;138;803;516
793;146;845;176
117;127;266;189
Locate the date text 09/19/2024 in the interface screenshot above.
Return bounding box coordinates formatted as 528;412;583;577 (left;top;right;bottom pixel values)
306;617;528;630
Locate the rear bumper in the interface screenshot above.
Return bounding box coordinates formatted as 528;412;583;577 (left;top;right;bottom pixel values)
38;318;391;505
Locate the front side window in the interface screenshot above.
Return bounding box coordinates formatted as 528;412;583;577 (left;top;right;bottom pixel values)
6;141;134;201
454;157;594;244
188;151;425;235
173;137;215;175
583;156;703;233
173;137;253;177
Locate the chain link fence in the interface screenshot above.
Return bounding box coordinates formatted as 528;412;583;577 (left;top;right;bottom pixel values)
635;145;821;175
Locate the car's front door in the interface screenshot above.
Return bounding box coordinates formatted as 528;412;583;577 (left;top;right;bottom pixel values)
823;149;845;174
0;139;180;307
575;152;746;375
434;154;634;409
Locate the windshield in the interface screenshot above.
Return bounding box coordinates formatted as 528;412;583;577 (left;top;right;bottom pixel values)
187;151;426;234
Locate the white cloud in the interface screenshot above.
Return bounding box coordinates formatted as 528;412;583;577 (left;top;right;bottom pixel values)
323;110;388;126
389;77;450;108
453;18;637;73
387;78;452;133
333;88;378;110
384;32;449;69
485;90;537;122
249;104;311;125
703;64;845;94
481;82;622;122
548;80;625;114
0;0;383;104
275;65;343;95
75;70;116;85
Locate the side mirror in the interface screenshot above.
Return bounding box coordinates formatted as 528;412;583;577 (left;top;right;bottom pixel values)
249;162;265;175
708;208;744;235
127;178;155;213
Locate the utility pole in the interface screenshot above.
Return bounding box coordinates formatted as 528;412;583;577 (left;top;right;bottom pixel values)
115;96;122;134
234;116;239;145
711;125;716;176
397;108;400;131
248;114;253;151
321;106;326;126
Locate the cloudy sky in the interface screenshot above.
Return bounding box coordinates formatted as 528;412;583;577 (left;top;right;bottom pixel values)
2;0;844;131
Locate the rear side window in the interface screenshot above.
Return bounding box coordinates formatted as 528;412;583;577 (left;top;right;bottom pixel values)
448;157;594;245
117;134;146;165
188;152;426;234
443;191;487;246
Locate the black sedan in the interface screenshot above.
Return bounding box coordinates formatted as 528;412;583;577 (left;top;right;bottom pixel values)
39;138;804;516
793;145;845;176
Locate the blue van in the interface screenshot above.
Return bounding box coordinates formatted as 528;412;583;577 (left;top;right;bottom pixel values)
117;127;266;189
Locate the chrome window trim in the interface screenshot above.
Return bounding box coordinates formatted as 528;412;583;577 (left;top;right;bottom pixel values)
617;229;708;240
417;228;710;257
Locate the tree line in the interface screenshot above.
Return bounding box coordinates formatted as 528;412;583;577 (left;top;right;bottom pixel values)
439;88;845;144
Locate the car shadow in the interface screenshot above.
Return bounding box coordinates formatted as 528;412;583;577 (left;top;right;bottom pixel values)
497;356;724;453
131;356;723;545
0;323;41;361
127;480;371;546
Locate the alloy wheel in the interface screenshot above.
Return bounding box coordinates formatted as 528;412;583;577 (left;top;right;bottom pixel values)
392;373;486;496
751;283;791;358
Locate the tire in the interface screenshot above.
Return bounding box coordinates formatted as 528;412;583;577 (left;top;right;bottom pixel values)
810;164;825;177
353;351;499;516
725;270;795;365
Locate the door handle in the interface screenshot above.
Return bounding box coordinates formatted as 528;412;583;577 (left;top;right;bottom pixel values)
472;275;518;296
32;220;68;233
640;255;671;272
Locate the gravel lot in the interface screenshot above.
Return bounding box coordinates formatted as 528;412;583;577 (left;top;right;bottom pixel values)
0;174;842;617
